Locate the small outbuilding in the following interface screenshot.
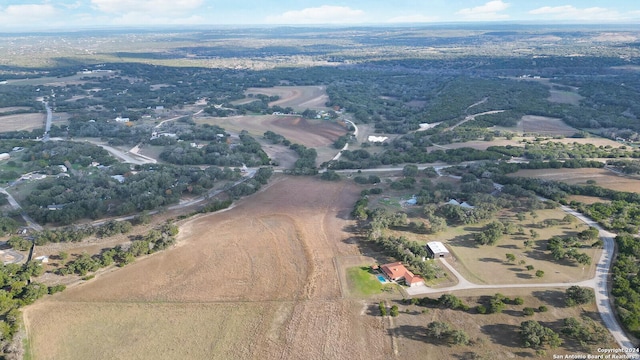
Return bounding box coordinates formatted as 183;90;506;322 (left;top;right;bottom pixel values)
426;241;451;259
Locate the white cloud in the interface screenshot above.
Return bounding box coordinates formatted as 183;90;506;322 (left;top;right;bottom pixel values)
0;4;57;27
109;13;206;26
387;14;438;23
529;5;623;21
266;5;365;24
91;0;203;14
457;0;510;20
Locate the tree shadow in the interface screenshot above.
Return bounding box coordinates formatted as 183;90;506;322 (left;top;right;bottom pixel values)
498;244;520;249
532;290;567;308
516;272;533;279
452;352;490;360
448;234;478;249
391;325;451;345
366;302;384;317
513;351;535;358
502;309;525;317
478;257;503;263
508;267;523;272
481;324;521;347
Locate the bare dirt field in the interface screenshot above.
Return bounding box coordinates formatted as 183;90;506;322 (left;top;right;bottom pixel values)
511;168;640;194
197;115;347;164
516;115;578;136
0;113;45;132
244;86;329;110
23;176;393;360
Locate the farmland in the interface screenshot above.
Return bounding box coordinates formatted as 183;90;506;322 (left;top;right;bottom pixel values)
196;114;347;164
0;113;45;132
244;86;330;110
511;168;640;194
24;176;395;360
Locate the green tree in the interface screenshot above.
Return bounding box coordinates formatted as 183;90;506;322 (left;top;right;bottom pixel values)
520;320;562;349
379;301;387;316
426;321;451;339
390;305;399;317
449;329;470;345
535;270;545;278
506;253;516;263
402;164;419;177
565;286;594;306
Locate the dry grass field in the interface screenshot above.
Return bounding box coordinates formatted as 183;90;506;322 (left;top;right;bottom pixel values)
390;290;617;359
384;208;598;285
23;176;394;360
197;115;347;164
548;89;583;105
0;113;45;132
511;168;640;194
244;86;329;110
517;115;578;136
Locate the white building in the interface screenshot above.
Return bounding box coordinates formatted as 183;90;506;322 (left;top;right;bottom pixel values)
426;241;451;258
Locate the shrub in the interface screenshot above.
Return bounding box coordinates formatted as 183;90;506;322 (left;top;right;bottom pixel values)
379;301;387;316
523;307;535;316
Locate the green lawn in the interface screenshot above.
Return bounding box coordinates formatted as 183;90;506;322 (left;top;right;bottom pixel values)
346;266;393;296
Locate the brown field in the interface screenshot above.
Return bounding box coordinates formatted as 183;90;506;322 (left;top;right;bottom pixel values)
511;168;640;194
197;115;347;164
516;115;578;136
548;89;583;105
24;177;394;360
0;106;31;113
0;113;45;132
244;86;329;110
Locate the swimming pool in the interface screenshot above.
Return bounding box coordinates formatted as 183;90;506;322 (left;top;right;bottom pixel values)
377;275;388;283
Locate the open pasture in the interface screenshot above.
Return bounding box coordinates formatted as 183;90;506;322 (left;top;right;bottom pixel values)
383;208;597;285
511;168;640;194
24;177;393;360
0;113;45;132
197;115;346;163
390;290;616;360
517;115;578;136
244;86;329;110
548;89;583;105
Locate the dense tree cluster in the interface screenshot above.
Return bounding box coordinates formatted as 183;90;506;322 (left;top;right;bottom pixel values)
23;164;242;224
58;223;179;276
160;131;269;167
519;320;562;349
0;262;48;349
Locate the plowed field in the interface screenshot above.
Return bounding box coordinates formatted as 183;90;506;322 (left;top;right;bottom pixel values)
23;177;392;360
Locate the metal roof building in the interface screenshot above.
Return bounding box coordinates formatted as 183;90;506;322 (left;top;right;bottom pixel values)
426;241;450;258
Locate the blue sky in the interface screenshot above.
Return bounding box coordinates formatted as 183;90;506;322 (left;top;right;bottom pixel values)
1;1;639;31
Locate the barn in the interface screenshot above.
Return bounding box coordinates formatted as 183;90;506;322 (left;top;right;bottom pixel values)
426;241;450;258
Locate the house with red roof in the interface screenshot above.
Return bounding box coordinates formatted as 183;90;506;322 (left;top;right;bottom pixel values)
380;261;424;287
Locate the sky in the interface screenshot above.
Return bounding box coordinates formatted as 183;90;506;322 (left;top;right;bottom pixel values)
1;0;639;31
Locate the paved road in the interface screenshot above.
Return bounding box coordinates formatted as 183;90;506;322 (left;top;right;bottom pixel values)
0;188;43;231
83;140;156;165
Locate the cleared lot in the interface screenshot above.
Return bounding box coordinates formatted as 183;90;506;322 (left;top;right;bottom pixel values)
24;177;392;360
